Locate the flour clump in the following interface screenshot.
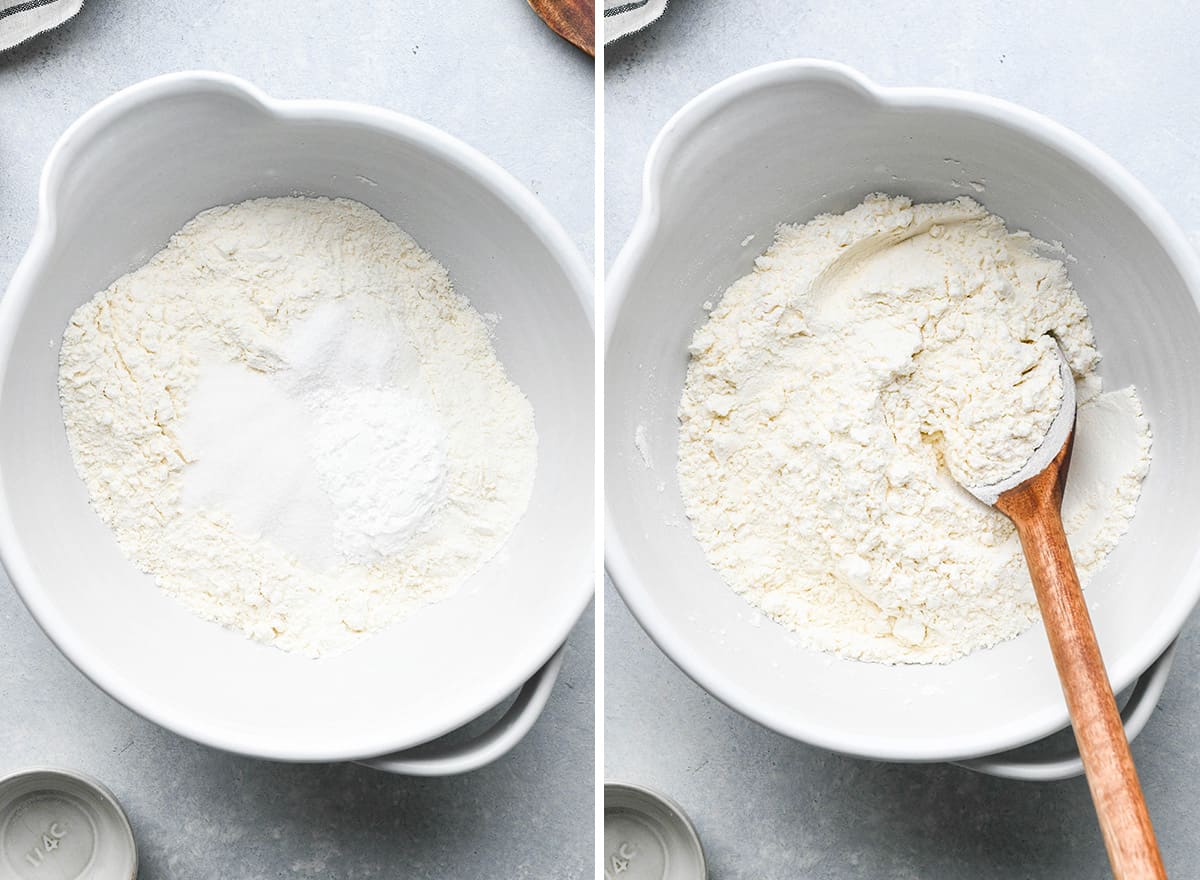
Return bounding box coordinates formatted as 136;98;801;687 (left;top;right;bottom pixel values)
59;196;537;657
677;194;1151;664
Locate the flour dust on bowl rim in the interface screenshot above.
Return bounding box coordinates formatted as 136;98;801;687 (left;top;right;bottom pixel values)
605;59;1200;770
0;72;593;772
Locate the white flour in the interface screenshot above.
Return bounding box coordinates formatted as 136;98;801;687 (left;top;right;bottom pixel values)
59;196;537;657
678;194;1151;664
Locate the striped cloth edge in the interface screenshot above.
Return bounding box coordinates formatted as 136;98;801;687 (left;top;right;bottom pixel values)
0;0;83;52
603;0;667;44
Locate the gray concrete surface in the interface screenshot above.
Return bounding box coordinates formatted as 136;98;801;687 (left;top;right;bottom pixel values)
0;3;594;879
605;2;1200;876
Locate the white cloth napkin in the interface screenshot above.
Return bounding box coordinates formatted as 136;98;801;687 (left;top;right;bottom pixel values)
604;0;667;44
0;0;82;51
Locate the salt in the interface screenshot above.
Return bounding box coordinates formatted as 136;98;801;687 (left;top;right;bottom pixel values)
179;296;449;571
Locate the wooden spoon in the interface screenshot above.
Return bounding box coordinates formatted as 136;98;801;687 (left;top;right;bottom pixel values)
963;345;1165;879
527;0;595;56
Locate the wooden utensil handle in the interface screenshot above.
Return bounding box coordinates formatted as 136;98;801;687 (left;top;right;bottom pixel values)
1011;502;1166;879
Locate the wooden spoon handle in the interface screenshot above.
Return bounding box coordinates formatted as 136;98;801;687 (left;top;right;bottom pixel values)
1011;502;1165;879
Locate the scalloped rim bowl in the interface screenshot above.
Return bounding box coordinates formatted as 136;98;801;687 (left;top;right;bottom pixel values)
606;60;1200;763
0;72;593;762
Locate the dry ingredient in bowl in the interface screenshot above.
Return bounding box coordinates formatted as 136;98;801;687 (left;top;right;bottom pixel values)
59;197;537;657
678;194;1151;664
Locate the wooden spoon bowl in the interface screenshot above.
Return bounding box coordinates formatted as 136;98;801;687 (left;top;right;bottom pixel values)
528;0;595;56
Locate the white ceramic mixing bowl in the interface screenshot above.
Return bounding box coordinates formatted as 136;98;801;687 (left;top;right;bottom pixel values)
606;60;1200;774
0;72;593;774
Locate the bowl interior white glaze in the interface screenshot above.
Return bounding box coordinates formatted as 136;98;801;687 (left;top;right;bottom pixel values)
606;62;1200;761
0;74;593;761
